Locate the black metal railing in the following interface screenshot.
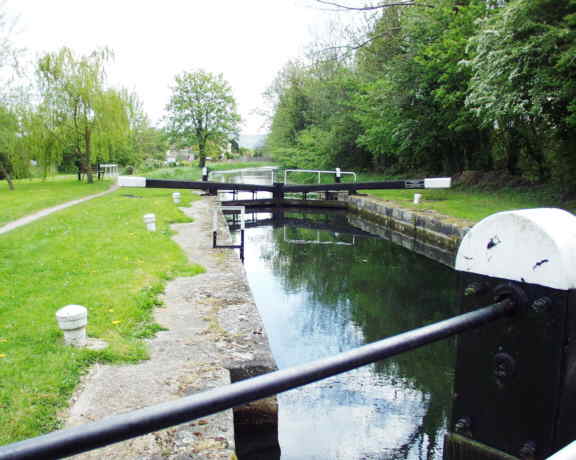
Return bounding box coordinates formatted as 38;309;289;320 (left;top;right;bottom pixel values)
0;299;515;460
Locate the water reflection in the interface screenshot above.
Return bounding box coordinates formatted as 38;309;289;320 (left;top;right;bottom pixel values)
223;169;458;459
228;209;458;460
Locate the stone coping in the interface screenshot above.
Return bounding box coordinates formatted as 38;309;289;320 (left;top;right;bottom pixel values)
345;194;473;267
64;196;277;459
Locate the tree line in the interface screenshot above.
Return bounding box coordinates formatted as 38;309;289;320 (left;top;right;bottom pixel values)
0;42;167;188
264;0;575;191
0;6;242;189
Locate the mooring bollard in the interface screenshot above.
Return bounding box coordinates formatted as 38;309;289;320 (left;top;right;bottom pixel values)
335;167;342;184
172;192;181;204
413;193;422;204
56;305;88;347
445;208;576;460
202;166;209;182
143;213;156;232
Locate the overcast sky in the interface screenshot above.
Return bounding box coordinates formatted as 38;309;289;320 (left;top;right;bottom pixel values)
4;0;350;135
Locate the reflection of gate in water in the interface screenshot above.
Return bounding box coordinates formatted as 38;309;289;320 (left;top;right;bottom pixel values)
283;226;355;246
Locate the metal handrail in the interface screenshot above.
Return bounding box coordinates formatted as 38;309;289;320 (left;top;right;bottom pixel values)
0;299;514;460
284;168;357;184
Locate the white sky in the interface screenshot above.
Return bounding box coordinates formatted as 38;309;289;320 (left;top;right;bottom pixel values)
5;0;346;135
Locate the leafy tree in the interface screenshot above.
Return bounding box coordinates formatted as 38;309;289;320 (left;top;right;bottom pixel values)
0;104;18;189
36;47;131;182
465;0;576;186
0;3;27;189
165;69;240;168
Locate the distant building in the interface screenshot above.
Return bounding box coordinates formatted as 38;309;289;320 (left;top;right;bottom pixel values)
165;148;196;164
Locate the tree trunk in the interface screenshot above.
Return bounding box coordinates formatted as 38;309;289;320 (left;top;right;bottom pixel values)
0;162;14;190
85;127;93;184
197;135;207;168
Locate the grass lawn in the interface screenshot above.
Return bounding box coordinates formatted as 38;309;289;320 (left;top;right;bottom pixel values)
0;176;112;226
362;186;576;223
324;171;575;223
0;187;203;445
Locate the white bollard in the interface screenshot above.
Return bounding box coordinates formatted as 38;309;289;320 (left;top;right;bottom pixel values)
172;192;181;204
143;213;156;232
413;193;422;204
56;305;88;347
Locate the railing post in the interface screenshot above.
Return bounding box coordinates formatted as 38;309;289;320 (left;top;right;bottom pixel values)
273;182;284;207
335;167;341;184
445;208;576;460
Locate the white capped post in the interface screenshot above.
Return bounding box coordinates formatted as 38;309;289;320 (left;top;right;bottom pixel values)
172;192;181;204
143;213;156;232
448;207;576;456
56;305;88;347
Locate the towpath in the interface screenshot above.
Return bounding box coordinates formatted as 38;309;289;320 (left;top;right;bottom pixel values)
63;196;275;459
0;184;120;235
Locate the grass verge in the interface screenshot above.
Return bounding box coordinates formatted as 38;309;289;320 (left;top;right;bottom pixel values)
0;187;203;445
343;171;574;223
0;176;112;226
361;186;575;223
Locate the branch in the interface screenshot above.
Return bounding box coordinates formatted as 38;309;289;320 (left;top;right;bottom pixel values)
315;27;402;57
314;0;433;10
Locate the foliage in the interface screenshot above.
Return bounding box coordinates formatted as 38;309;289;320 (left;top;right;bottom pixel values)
165;69;241;168
264;58;371;170
0;187;203;444
34;48;127;182
265;0;576;190
465;0;576;187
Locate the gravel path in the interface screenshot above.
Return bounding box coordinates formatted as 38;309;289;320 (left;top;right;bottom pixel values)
0;184;119;235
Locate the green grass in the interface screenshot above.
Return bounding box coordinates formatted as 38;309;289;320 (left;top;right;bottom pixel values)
0;176;112;226
349;172;575;223
0;187;203;444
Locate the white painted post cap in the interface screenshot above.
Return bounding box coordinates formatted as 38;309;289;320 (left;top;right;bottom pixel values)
424;178;451;189
56;305;88;331
143;213;156;224
118;176;146;187
414;193;422;204
456;208;576;290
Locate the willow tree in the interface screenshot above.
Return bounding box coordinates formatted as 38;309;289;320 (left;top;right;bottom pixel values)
36;47;129;182
0;104;18;189
165;69;240;168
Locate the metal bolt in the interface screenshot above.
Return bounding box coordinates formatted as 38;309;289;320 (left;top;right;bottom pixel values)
494;352;516;385
454;416;471;434
531;296;552;314
519;441;536;459
464;282;484;297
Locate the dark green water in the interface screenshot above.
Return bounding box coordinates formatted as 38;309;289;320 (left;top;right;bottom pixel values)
221;169;460;459
228;210;458;459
